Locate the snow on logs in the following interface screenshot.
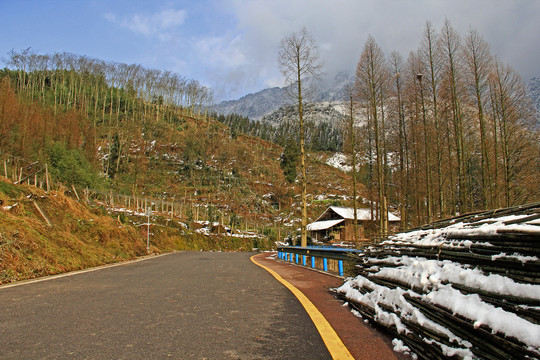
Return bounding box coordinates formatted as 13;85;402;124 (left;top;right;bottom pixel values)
336;203;540;360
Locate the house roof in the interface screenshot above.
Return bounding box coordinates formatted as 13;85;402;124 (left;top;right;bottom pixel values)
316;206;401;222
306;219;345;231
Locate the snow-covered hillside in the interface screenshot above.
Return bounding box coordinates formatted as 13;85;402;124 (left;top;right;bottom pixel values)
261;101;346;126
213;71;353;120
213;87;288;120
337;203;540;359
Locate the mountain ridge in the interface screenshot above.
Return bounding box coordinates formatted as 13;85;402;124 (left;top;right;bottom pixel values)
213;71;353;120
214;74;540;125
214;86;289;120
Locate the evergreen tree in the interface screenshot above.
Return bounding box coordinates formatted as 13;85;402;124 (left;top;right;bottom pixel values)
280;138;300;183
107;133;120;179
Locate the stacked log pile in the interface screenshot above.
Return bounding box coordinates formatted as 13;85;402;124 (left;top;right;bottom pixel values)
336;203;540;359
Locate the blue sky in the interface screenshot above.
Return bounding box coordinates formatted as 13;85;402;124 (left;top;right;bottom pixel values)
1;0;539;101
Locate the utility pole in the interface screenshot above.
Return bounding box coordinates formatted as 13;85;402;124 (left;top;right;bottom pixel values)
146;202;153;253
349;91;358;242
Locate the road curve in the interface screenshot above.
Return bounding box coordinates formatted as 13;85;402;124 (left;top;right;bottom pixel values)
254;253;408;360
0;252;332;359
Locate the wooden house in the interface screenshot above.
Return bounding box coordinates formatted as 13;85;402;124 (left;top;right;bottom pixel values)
307;206;401;243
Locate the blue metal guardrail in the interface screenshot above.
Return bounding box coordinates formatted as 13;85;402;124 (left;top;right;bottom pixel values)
276;245;363;277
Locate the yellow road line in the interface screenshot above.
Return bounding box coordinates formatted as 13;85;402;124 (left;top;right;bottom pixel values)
251;255;354;360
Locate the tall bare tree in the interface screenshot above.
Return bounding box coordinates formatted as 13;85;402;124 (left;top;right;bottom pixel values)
279;27;322;247
343;83;359;241
439;19;467;214
416;71;433;223
419;21;444;217
463;28;493;208
404;51;424;225
389;51;408;227
355;35;390;236
489;60;538;206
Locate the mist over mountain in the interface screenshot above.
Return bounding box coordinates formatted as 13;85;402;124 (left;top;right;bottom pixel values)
527;77;540;122
312;71;353;103
213;71;353;120
213;87;288;121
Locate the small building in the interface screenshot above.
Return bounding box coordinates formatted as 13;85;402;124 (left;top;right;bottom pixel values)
307;206;401;243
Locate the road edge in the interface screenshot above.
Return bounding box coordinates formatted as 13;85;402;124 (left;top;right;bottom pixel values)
0;252;173;290
250;254;354;360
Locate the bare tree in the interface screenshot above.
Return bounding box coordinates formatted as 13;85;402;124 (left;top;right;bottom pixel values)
420;21;444;218
389;51;408;227
404;51;424;225
463;27;493;208
489;60;538;206
279;27;322;247
355;35;391;236
439;19;467;214
343;83;360;241
416;70;433;223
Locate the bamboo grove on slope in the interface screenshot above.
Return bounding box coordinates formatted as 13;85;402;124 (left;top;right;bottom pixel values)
2;48;213;127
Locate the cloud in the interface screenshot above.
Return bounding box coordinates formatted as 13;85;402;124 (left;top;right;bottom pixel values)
105;0;540;101
194;35;247;69
105;8;187;40
193;34;259;101
215;0;540;99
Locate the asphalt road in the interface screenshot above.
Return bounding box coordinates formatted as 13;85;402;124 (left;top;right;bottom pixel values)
0;252;332;359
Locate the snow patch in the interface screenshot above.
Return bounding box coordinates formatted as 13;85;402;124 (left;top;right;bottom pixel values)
325;153;351;172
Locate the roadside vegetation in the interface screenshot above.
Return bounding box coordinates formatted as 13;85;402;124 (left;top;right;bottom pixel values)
0;176;278;284
0;180;146;283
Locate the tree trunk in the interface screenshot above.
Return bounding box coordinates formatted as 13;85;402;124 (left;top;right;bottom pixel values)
297;55;308;248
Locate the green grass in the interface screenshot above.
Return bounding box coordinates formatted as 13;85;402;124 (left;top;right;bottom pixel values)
0;181;23;198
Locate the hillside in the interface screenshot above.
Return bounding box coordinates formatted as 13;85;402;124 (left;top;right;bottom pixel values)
0;60;359;283
90;114;355;227
0;179;147;283
0;53;356;227
0;174;289;284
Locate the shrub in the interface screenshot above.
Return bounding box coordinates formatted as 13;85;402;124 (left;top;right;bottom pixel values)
47;141;103;189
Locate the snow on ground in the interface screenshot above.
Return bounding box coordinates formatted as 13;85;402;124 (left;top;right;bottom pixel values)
337;203;540;359
2;203;18;211
100;202;263;239
325;152;395;173
325;153;352;172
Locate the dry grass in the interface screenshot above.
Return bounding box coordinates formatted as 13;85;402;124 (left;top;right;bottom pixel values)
0;177;147;284
0;176;277;284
